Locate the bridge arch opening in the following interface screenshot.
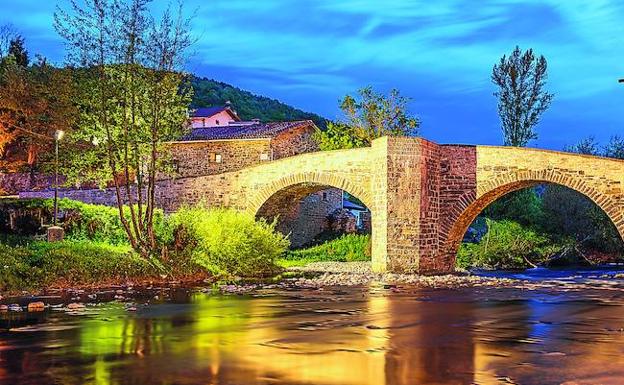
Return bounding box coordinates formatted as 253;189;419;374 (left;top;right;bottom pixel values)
444;179;624;268
254;182;372;251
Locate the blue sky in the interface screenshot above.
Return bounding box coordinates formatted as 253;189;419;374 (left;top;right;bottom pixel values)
1;0;623;149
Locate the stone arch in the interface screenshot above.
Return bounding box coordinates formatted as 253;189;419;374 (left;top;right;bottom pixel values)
440;170;624;264
245;172;372;216
249;173;372;249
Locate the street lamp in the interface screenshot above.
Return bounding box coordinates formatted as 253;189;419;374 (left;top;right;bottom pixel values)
53;129;64;227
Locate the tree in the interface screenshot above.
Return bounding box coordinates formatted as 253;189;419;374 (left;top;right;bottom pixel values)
0;57;77;170
0;23;17;59
564;136;600;155
542;137;624;254
54;0;193;257
316;86;419;150
314;121;366;151
492;46;554;147
604;136;624;159
8;36;28;67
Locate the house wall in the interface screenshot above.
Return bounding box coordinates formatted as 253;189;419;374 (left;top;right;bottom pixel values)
190;110;237;128
256;187;344;248
169;125;319;179
271;125;319;159
169;139;272;178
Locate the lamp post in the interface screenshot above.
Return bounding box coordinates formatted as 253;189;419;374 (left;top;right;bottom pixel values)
46;129;65;244
53;129;64;226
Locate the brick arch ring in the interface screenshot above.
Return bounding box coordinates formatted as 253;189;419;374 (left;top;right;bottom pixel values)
440;169;624;262
244;172;373;216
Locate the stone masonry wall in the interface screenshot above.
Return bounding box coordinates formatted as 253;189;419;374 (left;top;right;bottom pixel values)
271;126;319;159
256;186;342;248
169;139;272;178
18;138;624;275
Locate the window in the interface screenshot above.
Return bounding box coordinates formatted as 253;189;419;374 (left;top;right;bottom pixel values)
209;153;222;163
201;119;206;127
260;153;270;161
322;192;328;202
215;119;220;125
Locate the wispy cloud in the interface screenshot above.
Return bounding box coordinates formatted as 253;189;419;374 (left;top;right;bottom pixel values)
1;0;623;149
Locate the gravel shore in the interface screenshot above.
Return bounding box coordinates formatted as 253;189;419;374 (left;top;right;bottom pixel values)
284;261;518;288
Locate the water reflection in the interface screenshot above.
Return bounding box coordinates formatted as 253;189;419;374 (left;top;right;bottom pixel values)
2;283;624;384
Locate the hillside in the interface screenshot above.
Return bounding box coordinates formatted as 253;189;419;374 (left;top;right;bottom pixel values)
191;77;328;128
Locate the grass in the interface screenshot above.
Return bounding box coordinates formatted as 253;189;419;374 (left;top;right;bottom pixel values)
0;240;158;293
277;234;371;268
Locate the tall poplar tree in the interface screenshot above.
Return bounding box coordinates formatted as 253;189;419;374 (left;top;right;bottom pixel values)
492;46;553;147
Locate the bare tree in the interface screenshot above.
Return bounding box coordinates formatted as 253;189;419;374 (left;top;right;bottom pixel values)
492;46;554;147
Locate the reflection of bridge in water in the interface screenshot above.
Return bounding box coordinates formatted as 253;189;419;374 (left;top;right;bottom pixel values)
23;137;624;274
4;286;624;384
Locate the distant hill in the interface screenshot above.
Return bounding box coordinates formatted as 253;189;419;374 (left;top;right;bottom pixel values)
191;77;328;129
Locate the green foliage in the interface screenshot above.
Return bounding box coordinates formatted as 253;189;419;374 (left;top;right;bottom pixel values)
483;188;545;228
0;198;166;246
7;35;28;67
54;199;165;246
457;219;561;269
165;207;289;278
313;122;367;151
0;240;154;292
492;46;553;147
54;0;194;256
279;234;371;267
191;76;327;128
542;185;624;254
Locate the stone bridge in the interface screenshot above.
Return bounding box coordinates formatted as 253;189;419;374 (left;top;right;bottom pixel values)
23;137;624;274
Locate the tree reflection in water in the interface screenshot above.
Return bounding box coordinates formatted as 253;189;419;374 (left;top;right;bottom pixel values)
2;285;624;384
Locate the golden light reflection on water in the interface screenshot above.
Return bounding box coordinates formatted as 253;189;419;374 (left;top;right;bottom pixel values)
4;287;624;384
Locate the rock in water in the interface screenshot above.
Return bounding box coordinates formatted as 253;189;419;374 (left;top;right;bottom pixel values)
27;302;45;312
67;303;85;310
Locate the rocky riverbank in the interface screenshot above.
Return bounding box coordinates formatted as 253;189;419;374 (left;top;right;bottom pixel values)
217;262;519;294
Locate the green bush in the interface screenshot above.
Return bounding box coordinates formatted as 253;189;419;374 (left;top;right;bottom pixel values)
279;234;371;267
0;241;155;292
165;207;289;277
53;199;166;246
456;219;561;270
0;198;166;246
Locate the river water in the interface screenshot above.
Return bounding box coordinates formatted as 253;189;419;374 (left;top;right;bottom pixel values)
3;268;624;385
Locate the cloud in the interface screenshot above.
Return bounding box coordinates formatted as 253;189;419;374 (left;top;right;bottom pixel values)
1;0;623;149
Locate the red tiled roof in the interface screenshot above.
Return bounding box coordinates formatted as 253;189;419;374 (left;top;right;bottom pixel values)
179;120;315;141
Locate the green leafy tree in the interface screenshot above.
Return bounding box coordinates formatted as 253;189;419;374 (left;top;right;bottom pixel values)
314;121;366;151
492;46;554;147
542;137;624;254
0;57;77;170
54;0;193;257
316;86;419;150
7;36;28;67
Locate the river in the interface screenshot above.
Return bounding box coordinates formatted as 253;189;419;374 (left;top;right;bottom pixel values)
2;267;624;385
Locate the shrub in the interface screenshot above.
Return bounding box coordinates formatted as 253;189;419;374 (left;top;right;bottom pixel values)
456;219;561;270
0;198;166;246
279;234;371;267
165;207;289;277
